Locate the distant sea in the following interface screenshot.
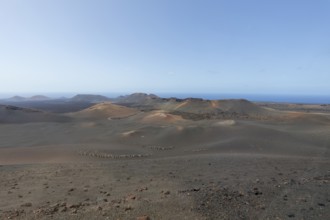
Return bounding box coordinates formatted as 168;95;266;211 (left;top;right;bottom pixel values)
0;92;329;104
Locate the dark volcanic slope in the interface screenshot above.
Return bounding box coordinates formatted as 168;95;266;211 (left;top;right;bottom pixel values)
0;94;110;113
0;105;71;123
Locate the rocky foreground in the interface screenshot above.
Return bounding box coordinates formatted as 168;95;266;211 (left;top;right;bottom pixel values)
0;154;329;220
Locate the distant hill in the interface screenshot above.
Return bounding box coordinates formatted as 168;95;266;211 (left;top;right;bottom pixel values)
161;98;268;115
29;95;50;101
70;102;139;119
158;98;278;119
115;93;160;104
7;96;27;102
141;110;185;124
70;94;111;103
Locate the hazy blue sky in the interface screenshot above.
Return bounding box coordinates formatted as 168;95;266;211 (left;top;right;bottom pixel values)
0;0;329;95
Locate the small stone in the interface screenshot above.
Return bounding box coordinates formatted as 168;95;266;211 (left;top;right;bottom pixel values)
137;215;150;220
287;213;295;218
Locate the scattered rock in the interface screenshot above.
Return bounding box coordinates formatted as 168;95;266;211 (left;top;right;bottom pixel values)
3;209;25;219
179;188;201;193
162;190;170;195
21;202;32;207
126;194;136;201
253;188;262;196
68;203;81;209
125;205;133;211
137;187;148;192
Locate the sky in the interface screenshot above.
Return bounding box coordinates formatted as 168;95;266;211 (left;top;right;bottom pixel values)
0;0;329;96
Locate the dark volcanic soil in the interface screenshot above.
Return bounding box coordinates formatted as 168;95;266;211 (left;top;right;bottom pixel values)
0;155;329;220
0;98;329;219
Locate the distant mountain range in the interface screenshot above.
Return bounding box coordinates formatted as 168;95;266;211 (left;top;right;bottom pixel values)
5;95;51;102
0;93;271;116
1;92;325;123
